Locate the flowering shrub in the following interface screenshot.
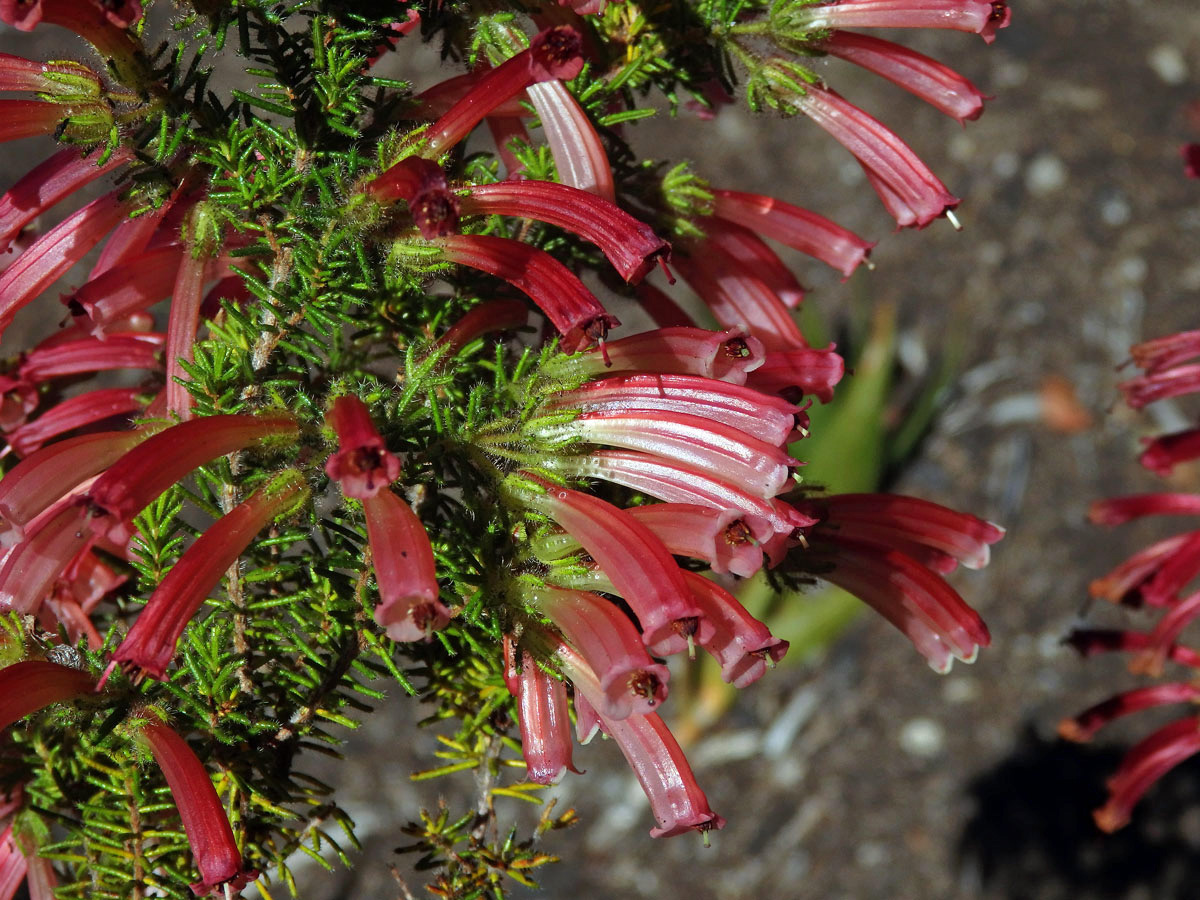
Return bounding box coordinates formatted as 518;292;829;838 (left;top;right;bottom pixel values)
0;1;1007;897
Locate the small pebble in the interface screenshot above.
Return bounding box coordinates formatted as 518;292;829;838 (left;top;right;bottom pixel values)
898;717;945;758
1148;44;1188;85
1025;154;1068;196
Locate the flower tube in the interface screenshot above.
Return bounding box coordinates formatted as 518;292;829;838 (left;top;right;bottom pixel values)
324;394;401;499
564;327;767;384
112;470;307;681
1091;716;1200;833
0;659;95;732
505;643;578;784
786;0;1010;43
526;80;615;200
684;571;789;688
17;334;164;383
5;387;147;457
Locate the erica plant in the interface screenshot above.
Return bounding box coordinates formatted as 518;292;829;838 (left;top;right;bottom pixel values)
0;1;1006;897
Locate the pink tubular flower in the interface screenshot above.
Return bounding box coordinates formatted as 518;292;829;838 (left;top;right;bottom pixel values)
0;190;131;336
138;723;257;896
0;659;95;732
1140;428;1200;477
17;333;164;383
0;502;92;614
516;476;700;656
460;181;668;283
547;373;802;446
532;408;796;498
789;0;1011;44
530;586;669;717
745;346;846;403
437;233;619;350
112;471;307;681
5;387;148;457
819;31;987;123
711;188;874;279
1128;329;1200;374
693;218;808;310
676;236;809;352
420;26;585;158
554;448;815;537
1089;533;1194;607
1092;716;1200;833
436;299;530;353
526;80;615;201
1059;683;1200;744
790;84;959;229
566;327;767;384
1119;363;1200;409
362;488;449;641
1090;493;1200;526
84;412;299;544
0;100;69;144
0;430;148;547
324;394;401;499
63;245;187;337
0;146;130;255
596;709;725;839
797;508;995;672
164;248;213;420
505;642;577;784
683;571;788;688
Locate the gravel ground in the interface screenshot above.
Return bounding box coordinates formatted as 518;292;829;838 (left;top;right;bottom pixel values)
7;3;1200;899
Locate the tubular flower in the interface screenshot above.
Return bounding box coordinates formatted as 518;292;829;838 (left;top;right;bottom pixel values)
84;412;298;544
0;502;93;614
112;470;308;681
787;0;1011;44
437;233;619;350
137;723;257;897
710;188;875;279
560;327;768;384
683;571;789;688
514;475;701;656
324;394;401;499
460;181;668;283
0;659;95;732
16;333;164;383
792;492;1001;671
789;84;960;229
526;80;615;201
5;387;148;457
419;26;584;158
503;639;578;784
63;245;188;337
361;488;450;642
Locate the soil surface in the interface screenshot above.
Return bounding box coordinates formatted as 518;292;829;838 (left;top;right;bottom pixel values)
7;3;1200;899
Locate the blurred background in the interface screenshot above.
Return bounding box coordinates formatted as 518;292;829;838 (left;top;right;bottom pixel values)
7;1;1200;897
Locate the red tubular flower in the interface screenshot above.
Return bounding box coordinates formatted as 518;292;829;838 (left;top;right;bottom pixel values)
711;188;874;280
0;191;131;336
596;709;725;839
1089;533;1193;607
17;334;164;383
1059;683;1200;744
164;250;212;420
0;502;92;614
324;394;401;499
799;531;992;672
547;373;802;447
1092;716;1200;833
6;387;148;457
409;71;531;121
89;188;186;279
1065;628;1200;668
362;488;449;641
533;409;797;498
421;26;585;158
567;327;767;384
819;31;987;123
676;238;809;352
0;146;130;255
517;476;700;656
0;659;95;732
683;571;788;688
0;1;145;86
437;233;619;350
790;0;1011;44
137;723;257;896
505;643;578;784
799;493;1005;573
0;51;101;93
745;346;846;403
367;156;461;238
1140;428;1200;476
1090;493;1200;526
486;114;531;178
790;84;959;229
0;429;149;547
1129;591;1200;677
84;412;299;544
1129;329;1200;374
555;448;814;537
530;586;669;717
64;245;187;338
460;181;669;283
1119;363;1200;409
112;471;307;681
0;100;69;144
435;299;529;353
526;80;615;201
